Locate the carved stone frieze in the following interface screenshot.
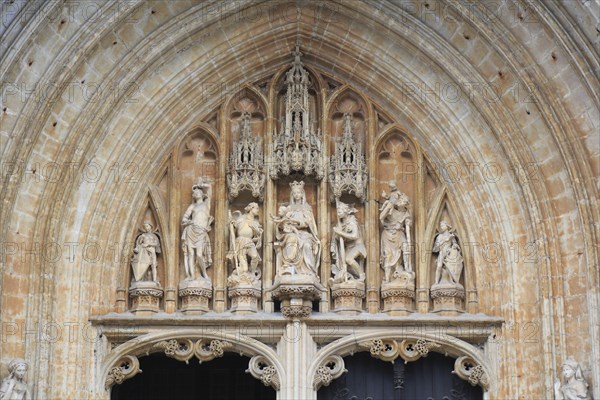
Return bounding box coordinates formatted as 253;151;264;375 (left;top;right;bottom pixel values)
105;355;141;390
227;112;265;200
358;338;441;364
329;113;367;202
246;355;280;390
270;44;323;180
453;356;490;391
152;338;233;364
313;355;347;390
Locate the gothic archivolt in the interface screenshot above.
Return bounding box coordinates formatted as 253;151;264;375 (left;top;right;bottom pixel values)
118;45;476;318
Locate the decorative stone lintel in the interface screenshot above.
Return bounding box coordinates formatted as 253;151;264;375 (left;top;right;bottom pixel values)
228;285;262;314
331;281;365;315
129;281;163;315
271;275;324;318
381;277;415;316
313;355;347;390
178;279;213;314
431;283;465;315
453;356;489;391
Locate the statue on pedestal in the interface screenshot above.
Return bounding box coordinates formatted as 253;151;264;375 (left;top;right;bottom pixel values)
379;182;412;283
432;221;464;286
273;181;321;278
330;201;366;284
0;359;31;400
181;180;214;281
554;358;590;400
227;202;263;285
130;221;161;284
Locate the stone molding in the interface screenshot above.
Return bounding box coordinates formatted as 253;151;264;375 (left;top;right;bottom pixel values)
100;331;283;394
309;331;495;392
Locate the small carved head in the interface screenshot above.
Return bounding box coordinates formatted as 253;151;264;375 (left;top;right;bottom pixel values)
8;358;28;380
143;221;153;232
561;358;584;381
245;202;259;214
439;220;451;232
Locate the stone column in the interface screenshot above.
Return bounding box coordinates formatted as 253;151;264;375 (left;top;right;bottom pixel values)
278;321;317;400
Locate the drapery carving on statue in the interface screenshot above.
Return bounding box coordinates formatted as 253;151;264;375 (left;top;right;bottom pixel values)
130;221;161;285
313;355;347;390
554;357;591;400
330;200;366;284
0;359;31;400
379;182;414;284
272;181;321;278
227;202;263;287
432;220;464;288
181;179;214;282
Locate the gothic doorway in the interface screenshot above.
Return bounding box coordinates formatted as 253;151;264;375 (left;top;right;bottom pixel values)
111;353;276;400
317;352;483;400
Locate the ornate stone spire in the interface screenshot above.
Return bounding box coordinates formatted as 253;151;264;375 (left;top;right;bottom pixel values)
270;43;324;180
329;113;367;202
227;112;265;200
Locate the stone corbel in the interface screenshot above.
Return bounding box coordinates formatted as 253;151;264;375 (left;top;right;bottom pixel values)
246;355;281;390
358;338;441;363
152;338;233;364
452;355;490;391
313;355;347;390
105;355;141;390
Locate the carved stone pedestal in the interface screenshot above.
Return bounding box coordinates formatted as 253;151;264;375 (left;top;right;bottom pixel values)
331;280;365;315
431;283;465;315
381;272;415;315
178;279;212;314
228;284;261;314
271;275;324;318
129;281;163;315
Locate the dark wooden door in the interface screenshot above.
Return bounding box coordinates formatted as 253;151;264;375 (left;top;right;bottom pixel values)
111;353;276;400
318;352;483;400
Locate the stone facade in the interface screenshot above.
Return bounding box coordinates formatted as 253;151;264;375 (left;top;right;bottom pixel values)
0;1;598;399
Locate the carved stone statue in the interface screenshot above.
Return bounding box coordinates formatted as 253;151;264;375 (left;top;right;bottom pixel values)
0;359;31;400
330;200;366;284
181;180;214;281
432;221;464;286
273;181;321;277
130;221;161;283
379;182;412;282
227;202;263;285
554;358;590;400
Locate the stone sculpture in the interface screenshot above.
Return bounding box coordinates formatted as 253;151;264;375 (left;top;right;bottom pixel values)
181;180;214;281
430;220;466;314
554;358;590;400
0;359;31;400
432;220;464;286
227;202;263;285
273;181;321;278
130;221;161;283
330;200;366;283
379;182;413;282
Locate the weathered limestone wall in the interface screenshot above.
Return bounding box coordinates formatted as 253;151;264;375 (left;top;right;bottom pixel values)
0;1;598;399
